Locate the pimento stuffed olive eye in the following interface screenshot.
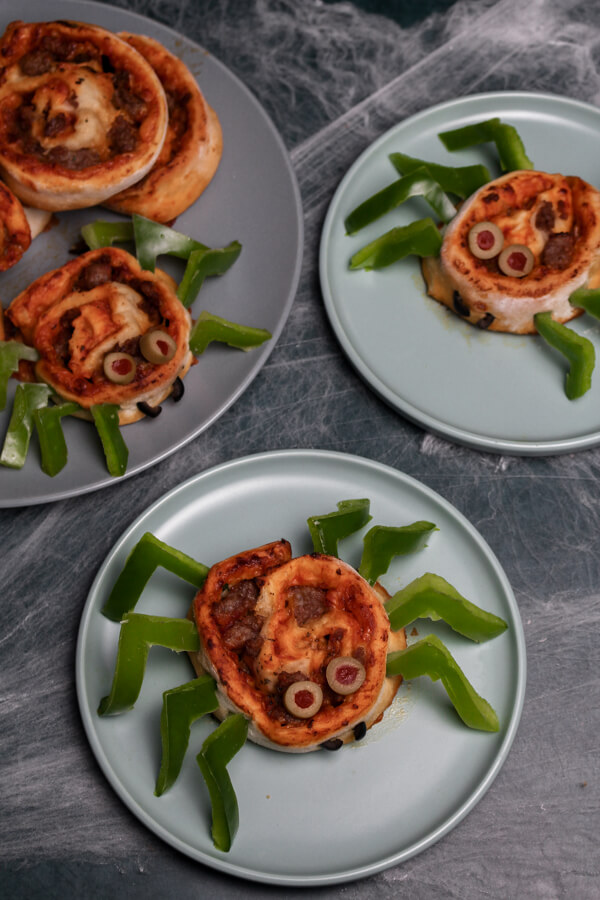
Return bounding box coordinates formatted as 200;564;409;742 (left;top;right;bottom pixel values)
326;657;366;695
140;329;177;364
103;352;136;384
498;244;534;277
283;681;323;718
468;221;504;259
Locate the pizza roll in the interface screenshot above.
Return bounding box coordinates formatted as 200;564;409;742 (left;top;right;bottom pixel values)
6;246;193;424
104;33;223;223
0;179;31;269
422;170;600;333
0;20;169;210
189;540;406;753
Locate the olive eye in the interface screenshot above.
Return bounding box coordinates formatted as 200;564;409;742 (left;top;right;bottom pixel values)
326;657;366;695
103;352;136;384
468;221;504;259
140;329;177;364
498;244;534;277
283;681;323;718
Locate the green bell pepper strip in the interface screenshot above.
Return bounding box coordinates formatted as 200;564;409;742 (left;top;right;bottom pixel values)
344;167;456;235
534;311;595;400
385;572;508;642
33;401;80;477
196;714;249;853
189;311;271;356
132;214;208;272
569;287;600;319
307;498;372;556
438;118;534;172
155;675;219;796
97;613;200;716
0;383;51;469
80;220;135;251
90;404;129;477
358;521;438;585
102;531;209;622
388;152;491;199
349;217;442;270
386;634;499;732
176;243;243;309
0;340;39;411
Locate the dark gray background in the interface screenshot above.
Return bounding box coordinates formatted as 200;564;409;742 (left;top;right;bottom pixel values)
1;0;599;897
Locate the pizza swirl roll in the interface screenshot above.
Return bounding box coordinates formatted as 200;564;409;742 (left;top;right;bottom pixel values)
105;33;223;223
190;540;406;753
6;246;193;424
0;20;169;210
0;179;31;269
422;170;600;333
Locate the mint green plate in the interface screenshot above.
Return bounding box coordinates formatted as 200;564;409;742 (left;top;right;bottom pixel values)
76;450;525;886
320;92;600;455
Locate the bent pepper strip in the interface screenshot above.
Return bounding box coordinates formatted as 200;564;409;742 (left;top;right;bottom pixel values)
344;167;456;235
80;220;135;251
307;498;372;556
0;341;39;411
438;117;534;173
155;675;218;797
101;532;209;622
177;243;243;309
97;614;200;716
385;572;508;642
569;287;600;319
196;714;249;853
0;383;51;469
189;311;271;356
388;152;491;199
359;521;438;585
534;311;595;400
349;217;443;270
90;404;129;477
33;402;80;477
386;633;499;732
132;214;208;272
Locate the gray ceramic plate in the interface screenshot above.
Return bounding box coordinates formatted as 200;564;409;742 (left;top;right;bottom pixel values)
320;92;600;455
76;450;526;886
0;0;302;507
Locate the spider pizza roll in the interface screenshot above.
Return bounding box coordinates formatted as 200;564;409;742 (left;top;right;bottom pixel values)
105;33;223;223
0;178;31;269
422;170;600;333
0;20;169;210
189;540;406;753
5;246;193;424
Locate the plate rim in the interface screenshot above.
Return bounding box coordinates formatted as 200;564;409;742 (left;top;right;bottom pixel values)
319;90;600;456
75;448;527;886
0;0;304;508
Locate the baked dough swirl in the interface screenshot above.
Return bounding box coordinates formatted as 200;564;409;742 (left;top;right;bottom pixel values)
5;246;193;424
190;540;406;753
0;20;169;210
105;33;223;223
0;178;31;269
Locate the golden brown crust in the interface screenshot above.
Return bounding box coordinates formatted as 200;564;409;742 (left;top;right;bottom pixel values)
6;246;192;424
423;170;600;334
0;179;30;269
104;33;222;223
0;20;168;210
190;541;405;752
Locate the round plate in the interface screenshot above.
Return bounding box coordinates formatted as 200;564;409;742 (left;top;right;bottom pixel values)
319;91;600;455
0;0;302;507
76;449;526;886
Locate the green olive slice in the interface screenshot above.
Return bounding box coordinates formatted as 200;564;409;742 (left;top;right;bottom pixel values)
283;681;323;718
139;329;177;364
326;656;366;695
468;221;504;259
103;352;136;385
498;244;534;277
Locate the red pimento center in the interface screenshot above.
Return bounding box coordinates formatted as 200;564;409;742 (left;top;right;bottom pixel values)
476;230;495;251
335;664;359;685
156;339;170;357
294;689;316;709
507;251;527;271
111;358;133;375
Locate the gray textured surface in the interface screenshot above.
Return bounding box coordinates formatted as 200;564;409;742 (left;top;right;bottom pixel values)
1;0;599;897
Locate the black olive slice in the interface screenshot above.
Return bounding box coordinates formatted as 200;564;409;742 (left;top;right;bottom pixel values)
136;401;162;417
103;352;136;384
353;721;367;741
170;377;184;402
468;221;504;259
498;244;534;277
326;656;366;695
320;738;343;751
476;312;495;330
140;329;177;364
283;681;323;718
453;291;470;317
